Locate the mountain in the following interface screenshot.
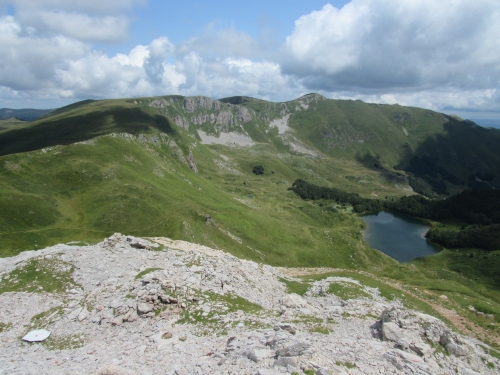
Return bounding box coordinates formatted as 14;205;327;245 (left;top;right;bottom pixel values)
0;108;53;122
1;94;500;354
1;94;500;259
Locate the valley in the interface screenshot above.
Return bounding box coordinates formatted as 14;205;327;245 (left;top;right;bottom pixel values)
0;93;500;365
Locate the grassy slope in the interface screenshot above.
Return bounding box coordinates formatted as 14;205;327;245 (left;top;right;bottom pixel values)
0;99;397;272
1;95;499;348
286;98;500;194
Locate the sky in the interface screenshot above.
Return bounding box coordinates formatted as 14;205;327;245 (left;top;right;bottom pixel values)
1;0;499;127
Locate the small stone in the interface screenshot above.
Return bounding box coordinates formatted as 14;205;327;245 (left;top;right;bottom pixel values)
276;341;311;357
162;332;173;339
274;323;296;335
126;310;138;322
137;302;154;315
247;348;276;362
78;308;89;322
112;315;124;326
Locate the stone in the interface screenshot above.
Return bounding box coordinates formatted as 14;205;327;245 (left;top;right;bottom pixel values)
110;298;123;309
273;356;296;368
22;329;51;342
126;310;138;322
274;323;296;335
275;341;311;357
1;233;498;375
112;315;124;326
137;302;154;315
281;293;308;309
78;308;89;322
381;322;404;342
257;369;280;375
440;330;469;357
247;348;276;362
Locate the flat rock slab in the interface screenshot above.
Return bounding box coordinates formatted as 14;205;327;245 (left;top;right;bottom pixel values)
22;329;51;342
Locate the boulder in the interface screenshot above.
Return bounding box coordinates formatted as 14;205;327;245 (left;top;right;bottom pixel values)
440;330;470;357
273;356;296;368
282;294;308;309
274;323;297;335
137;302;154;315
247;348;276;362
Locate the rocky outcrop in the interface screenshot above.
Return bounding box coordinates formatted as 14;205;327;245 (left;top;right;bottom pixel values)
186;149;198;173
0;234;498;375
237;106;252;122
173;115;189;130
183;96;217;112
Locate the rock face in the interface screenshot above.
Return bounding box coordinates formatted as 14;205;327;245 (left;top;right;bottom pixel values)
0;234;498;375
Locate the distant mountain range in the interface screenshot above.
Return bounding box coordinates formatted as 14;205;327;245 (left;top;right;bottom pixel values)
0;108;53;122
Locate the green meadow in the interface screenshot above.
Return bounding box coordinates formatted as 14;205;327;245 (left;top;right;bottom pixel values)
1;94;500;348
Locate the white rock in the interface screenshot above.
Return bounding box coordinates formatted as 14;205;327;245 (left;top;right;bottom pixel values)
247;348;276;362
137;302;154;315
78;308;89;321
22;329;51;342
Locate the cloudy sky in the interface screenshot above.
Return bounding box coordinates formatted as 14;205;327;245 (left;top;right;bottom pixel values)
1;0;499;126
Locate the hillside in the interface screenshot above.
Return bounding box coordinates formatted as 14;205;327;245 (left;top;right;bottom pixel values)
1;94;500;354
0;234;498;374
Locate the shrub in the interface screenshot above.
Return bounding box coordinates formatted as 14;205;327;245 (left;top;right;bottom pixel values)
252;165;264;175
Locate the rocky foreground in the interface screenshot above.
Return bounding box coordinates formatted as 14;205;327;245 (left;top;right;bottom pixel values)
0;234;498;375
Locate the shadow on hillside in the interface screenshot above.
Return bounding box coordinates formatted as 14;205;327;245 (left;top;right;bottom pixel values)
356;152;385;171
0;107;176;156
355;117;500;196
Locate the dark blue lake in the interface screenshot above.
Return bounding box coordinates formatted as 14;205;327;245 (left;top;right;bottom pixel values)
360;211;440;262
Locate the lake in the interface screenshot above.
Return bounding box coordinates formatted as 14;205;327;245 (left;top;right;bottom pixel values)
360;211;440;262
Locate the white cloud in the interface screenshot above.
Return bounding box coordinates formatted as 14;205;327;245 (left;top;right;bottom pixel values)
1;0;499;120
283;0;500;99
35;11;129;43
4;0;143;15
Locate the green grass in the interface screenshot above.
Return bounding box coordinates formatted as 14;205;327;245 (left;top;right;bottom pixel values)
0;257;77;294
279;277;310;296
336;361;356;369
303;271;450;322
135;268;162;280
22;306;84;350
309;325;331;334
327;282;371;300
0;322;12;332
176;291;265;336
1;94;500;350
29;306;64;329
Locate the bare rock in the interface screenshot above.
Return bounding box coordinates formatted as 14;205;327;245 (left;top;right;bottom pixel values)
137;302;154;315
77;308;89;322
247;348;276;362
440;330;470;357
275;341;311;357
111;315;124;326
282;293;308;309
95;365;134;375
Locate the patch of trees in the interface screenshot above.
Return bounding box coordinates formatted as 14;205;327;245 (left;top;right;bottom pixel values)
288;179;384;213
426;225;500;251
252;165;264;175
288;179;500;251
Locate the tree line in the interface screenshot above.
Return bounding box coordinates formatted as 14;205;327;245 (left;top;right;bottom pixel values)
288;179;500;251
